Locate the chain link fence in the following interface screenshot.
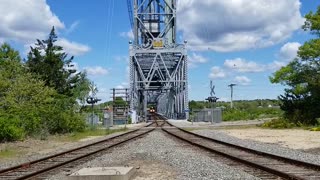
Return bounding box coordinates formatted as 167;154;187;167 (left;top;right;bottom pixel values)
85;113;100;126
191;108;222;123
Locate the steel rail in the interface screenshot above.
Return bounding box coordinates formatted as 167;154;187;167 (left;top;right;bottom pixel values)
161;119;320;180
0;123;156;180
166;121;320;171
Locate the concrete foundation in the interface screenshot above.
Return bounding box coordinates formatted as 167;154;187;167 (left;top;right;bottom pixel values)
67;167;136;180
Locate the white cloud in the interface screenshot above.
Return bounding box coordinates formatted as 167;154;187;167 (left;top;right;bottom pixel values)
218;97;229;102
222;42;301;72
84;66;109;76
188;63;197;69
56;38;91;56
188;52;208;68
234;76;251;85
23;39;90;57
278;42;301;61
209;66;226;79
0;1;91;56
269;42;301;71
224;58;265;73
116;82;129;89
98;88;108;94
114;55;129;62
177;0;304;52
268;61;287;71
0;0;64;43
66;21;80;34
116;85;125;89
122;82;129;86
120;30;134;39
189;53;208;64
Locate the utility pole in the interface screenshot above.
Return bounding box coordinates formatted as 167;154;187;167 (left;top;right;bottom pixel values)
228;84;236;109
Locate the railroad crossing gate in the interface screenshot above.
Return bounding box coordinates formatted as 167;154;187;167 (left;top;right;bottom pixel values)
129;0;189;120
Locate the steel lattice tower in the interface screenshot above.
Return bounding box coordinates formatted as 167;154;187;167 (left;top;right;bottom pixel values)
129;0;188;120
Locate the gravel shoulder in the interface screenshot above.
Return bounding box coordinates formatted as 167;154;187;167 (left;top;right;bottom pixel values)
167;119;270;128
214;128;320;150
0;123;149;170
192;129;320;165
49;131;259;180
170;119;320;154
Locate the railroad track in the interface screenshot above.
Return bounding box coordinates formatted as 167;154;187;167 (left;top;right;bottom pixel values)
152;113;165;127
2;114;319;180
157;115;320;180
0;122;158;180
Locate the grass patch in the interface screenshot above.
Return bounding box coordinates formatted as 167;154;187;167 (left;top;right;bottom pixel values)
309;127;320;131
260;118;295;129
223;108;282;121
261;118;320;131
0;147;20;158
55;127;128;142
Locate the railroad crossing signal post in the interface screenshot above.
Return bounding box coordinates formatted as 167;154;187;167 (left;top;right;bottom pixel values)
86;97;101;126
206;81;219;123
206;96;219;123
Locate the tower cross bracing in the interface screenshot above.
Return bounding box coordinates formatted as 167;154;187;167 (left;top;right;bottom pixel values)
129;0;188;120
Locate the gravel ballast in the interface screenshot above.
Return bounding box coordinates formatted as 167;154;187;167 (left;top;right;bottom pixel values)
49;131;259;180
192;129;320;166
0;131;131;170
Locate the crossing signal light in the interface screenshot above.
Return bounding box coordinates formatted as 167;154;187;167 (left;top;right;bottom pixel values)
206;96;219;103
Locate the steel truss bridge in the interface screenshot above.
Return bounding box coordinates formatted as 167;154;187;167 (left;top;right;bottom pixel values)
127;0;189;120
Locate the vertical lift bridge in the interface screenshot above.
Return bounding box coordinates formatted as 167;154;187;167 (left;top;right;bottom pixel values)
128;0;189;120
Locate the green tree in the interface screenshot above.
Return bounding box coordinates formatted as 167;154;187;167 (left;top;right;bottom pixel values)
72;72;91;109
114;97;127;106
270;6;320;125
0;43;24;109
26;27;84;97
0;40;88;141
89;81;98;97
0;43;23;79
0;43;57;140
25;27;90;132
0;43;21;61
189;100;204;110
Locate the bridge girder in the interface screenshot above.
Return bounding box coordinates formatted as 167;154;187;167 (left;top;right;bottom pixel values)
129;0;188;120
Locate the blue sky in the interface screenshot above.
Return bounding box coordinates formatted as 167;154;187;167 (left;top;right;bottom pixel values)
0;0;318;102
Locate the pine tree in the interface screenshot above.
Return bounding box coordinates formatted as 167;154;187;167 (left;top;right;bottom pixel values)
26;27;82;97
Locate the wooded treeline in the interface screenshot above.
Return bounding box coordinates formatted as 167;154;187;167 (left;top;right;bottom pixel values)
189;99;282;121
0;27;92;141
